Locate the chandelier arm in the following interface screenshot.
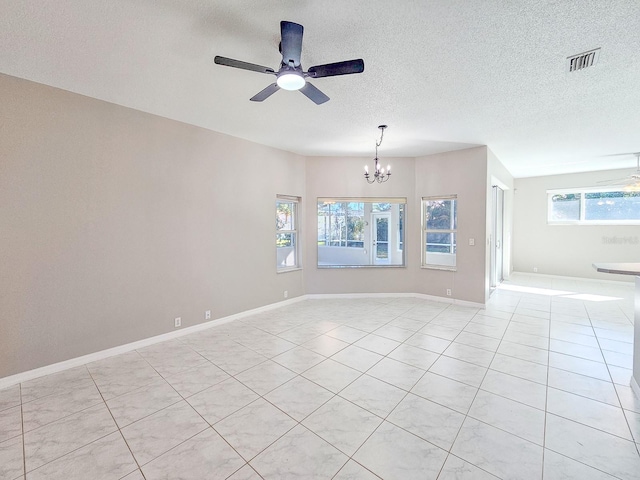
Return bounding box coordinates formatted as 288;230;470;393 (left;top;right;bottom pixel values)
364;125;390;184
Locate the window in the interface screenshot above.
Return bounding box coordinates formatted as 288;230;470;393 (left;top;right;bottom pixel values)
276;196;300;271
317;202;365;247
422;195;457;269
317;197;406;267
398;204;404;251
548;188;640;224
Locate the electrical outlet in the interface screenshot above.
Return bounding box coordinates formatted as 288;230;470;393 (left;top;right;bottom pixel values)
283;290;288;299
533;267;538;273
174;317;181;328
446;289;452;296
468;238;475;246
205;310;211;320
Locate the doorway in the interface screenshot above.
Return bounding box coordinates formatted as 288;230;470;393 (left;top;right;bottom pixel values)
371;213;390;265
490;186;504;289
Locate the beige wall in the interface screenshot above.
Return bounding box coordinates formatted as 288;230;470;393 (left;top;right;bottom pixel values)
304;156;417;295
0;74;306;377
513;170;638;281
305;147;493;304
415;147;490;304
1;74;503;379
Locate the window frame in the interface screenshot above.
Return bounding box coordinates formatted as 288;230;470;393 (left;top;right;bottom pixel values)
421;195;458;271
317;197;406;268
547;187;640;225
276;195;301;273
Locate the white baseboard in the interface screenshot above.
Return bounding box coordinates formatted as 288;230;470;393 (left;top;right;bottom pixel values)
632;376;640;400
0;290;486;389
511;271;634;285
303;292;484;308
0;296;306;390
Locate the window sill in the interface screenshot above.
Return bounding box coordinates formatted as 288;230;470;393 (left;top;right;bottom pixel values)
421;265;457;272
548;221;640;226
277;267;303;274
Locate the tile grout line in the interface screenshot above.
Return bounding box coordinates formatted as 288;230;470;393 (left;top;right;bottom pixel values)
85;364;147;480
440;298;521;478
541;295;552;480
8;288;637;479
20;383;26;480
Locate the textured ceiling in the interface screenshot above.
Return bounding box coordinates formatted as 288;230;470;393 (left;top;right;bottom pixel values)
2;0;640;177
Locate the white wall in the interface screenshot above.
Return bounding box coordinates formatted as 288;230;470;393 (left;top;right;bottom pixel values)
513;170;639;281
487;148;515;299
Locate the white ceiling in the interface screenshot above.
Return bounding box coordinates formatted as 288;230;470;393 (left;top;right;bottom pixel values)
2;0;640;177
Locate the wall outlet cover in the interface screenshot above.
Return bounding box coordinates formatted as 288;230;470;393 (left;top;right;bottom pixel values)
205;310;211;320
174;317;181;328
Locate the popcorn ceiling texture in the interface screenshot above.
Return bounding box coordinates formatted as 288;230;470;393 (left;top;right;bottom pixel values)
1;0;639;177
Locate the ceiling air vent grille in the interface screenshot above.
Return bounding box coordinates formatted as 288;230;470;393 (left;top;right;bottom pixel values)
567;48;600;72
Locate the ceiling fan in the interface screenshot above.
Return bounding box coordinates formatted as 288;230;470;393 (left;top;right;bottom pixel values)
597;152;640;191
214;21;364;105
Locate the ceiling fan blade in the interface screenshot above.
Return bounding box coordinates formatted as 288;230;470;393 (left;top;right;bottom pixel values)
307;59;364;78
250;83;280;102
300;82;329;105
214;56;275;74
280;21;303;67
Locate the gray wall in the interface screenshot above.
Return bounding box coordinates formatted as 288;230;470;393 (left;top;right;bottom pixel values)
0;74;306;377
512;170;638;281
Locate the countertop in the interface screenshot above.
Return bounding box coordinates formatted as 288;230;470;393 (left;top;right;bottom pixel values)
592;263;640;276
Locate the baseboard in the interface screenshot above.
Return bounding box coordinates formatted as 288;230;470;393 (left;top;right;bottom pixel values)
510;271;634;286
0;290;485;389
305;292;484;309
632;376;640;400
0;295;306;390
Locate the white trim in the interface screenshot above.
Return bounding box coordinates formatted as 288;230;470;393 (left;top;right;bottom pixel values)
305;292;484;308
318;197;407;204
276;267;303;274
511;271;634;285
0;290;487;389
631;376;640;400
0;296;306;390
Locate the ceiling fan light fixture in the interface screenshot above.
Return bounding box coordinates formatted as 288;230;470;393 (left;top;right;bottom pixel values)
277;71;305;90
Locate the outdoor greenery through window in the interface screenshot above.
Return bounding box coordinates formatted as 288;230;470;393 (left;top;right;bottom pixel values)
317;202;366;248
422;195;457;269
317;198;406;267
548;188;640;224
276;196;300;271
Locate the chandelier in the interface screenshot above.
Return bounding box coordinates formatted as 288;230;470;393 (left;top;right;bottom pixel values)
364;125;391;183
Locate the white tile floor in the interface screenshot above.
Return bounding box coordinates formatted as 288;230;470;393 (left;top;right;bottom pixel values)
1;273;639;479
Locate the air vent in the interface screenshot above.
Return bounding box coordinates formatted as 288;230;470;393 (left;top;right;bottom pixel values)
567;48;600;72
